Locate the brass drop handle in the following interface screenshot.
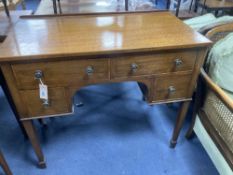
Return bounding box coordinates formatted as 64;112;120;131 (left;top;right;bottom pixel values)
86;66;94;76
131;63;138;73
168;86;176;94
42;99;50;107
174;59;183;67
34;70;50;107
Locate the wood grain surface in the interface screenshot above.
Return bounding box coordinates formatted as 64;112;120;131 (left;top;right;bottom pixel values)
0;12;211;62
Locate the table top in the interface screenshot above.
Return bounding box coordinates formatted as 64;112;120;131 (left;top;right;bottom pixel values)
0;12;211;63
199;0;233;9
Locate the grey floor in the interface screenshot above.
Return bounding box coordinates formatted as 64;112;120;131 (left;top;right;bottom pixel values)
0;82;218;175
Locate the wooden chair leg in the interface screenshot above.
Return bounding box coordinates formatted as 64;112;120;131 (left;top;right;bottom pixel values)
185;110;197;139
185;95;199;139
125;0;128;11
194;0;199;12
166;0;170;9
0;150;12;175
52;0;58;14
2;0;10;17
22;120;46;168
186;77;205;139
189;0;194;12
21;0;26;10
57;0;62;14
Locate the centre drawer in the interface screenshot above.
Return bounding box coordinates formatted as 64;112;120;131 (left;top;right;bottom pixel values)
110;50;196;78
11;59;109;90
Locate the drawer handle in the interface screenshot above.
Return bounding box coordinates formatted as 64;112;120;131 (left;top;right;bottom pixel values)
131;63;138;73
34;70;50;107
34;70;43;79
86;66;94;76
42;99;50;107
174;59;183;67
168;86;176;94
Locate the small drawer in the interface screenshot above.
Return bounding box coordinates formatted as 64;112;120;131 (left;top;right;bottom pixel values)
110;50;196;78
20;87;71;118
153;73;192;102
12;59;109;90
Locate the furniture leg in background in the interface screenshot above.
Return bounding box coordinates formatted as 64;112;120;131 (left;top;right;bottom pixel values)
52;0;57;14
175;0;182;16
0;150;12;175
2;0;10;17
125;0;128;11
166;0;170;9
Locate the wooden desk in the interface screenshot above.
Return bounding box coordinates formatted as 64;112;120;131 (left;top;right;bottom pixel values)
0;11;211;168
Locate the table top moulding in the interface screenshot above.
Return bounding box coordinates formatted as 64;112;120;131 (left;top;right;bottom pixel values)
0;11;211;63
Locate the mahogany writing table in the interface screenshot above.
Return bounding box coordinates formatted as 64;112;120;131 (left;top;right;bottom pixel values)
0;11;211;168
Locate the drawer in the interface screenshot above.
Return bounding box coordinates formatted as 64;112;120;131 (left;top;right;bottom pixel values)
153;73;192;102
20;87;71;118
110;50;196;78
12;59;109;90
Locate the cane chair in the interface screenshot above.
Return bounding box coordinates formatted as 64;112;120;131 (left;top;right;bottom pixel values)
186;22;233;171
194;0;233;16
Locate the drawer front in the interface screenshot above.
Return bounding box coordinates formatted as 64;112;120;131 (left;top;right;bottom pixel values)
12;59;109;89
153;73;192;102
110;50;196;78
20;87;71;118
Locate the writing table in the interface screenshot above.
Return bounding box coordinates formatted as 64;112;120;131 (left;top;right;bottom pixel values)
0;11;211;168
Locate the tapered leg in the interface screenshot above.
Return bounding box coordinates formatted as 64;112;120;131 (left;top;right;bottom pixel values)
175;0;182;17
170;101;190;148
22;120;46;168
0;150;12;175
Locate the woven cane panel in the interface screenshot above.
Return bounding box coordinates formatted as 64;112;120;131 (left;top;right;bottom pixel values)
210;32;231;44
203;91;233;154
